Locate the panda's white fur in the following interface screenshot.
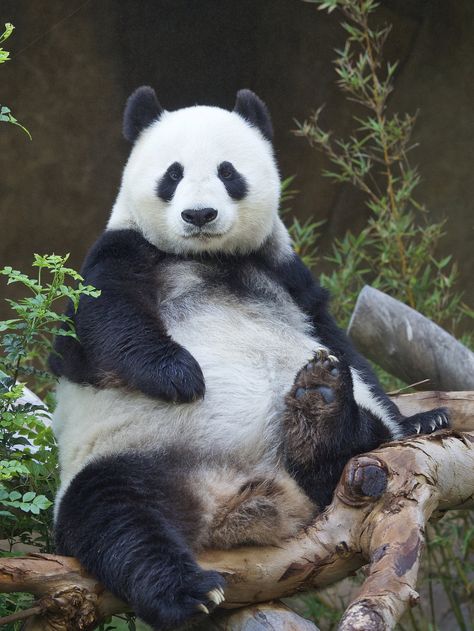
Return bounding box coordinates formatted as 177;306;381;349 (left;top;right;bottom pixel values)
108;105;284;257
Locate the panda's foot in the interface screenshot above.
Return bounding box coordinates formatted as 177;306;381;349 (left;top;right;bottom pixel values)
401;407;450;437
284;350;358;467
137;567;225;630
287;349;353;417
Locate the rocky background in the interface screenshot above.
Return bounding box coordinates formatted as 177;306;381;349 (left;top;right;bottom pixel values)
1;0;473;314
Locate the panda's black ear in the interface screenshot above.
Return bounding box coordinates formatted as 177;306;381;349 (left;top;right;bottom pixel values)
233;89;273;142
123;86;164;143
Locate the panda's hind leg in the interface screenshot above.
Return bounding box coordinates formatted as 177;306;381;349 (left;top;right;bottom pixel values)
283;350;371;509
54;451;225;630
206;472;314;549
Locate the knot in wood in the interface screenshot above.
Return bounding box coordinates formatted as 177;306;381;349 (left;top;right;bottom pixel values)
40;586;99;630
339;456;388;506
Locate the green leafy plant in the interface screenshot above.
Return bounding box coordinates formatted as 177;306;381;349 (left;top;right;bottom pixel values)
296;0;472;341
0;255;99;625
0;22;31;138
281;176;325;268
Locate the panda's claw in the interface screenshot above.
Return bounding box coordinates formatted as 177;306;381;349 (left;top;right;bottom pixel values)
208;588;225;605
437;413;448;427
197;603;210;615
403;407;450;437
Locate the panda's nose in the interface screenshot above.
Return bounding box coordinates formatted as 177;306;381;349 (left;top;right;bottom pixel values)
181;208;218;227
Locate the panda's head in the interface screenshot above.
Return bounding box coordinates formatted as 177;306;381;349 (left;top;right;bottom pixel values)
109;87;285;256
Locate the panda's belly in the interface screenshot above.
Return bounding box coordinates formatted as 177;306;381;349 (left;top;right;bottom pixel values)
53;293;325;492
165;299;324;447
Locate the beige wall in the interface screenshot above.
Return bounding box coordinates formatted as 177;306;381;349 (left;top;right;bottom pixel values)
1;0;472;315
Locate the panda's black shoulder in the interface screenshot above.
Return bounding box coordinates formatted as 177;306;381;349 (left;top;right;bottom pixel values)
269;252;330;316
82;228;164;275
49;229;165;382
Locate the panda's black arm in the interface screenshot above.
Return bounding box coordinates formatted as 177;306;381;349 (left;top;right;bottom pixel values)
49;229;205;403
275;253;399;414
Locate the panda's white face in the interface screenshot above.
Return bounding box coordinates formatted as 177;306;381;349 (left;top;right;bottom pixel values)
109;105;281;256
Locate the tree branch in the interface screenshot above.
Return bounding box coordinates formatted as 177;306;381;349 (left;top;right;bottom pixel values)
1;392;473;631
348;285;474;390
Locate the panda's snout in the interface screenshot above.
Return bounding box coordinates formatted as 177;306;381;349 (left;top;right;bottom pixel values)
181;208;218;228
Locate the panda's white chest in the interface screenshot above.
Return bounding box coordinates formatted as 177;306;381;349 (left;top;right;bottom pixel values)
157;261;325;451
53;261;326;491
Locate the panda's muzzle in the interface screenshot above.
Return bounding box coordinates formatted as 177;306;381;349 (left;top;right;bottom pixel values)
181;208;218;228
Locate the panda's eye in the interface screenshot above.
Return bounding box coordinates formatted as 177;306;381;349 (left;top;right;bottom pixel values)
218;161;235;180
217;161;248;200
167;162;184;182
157;162;184;202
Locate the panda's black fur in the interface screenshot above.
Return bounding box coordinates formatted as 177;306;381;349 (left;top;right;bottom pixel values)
51;88;449;630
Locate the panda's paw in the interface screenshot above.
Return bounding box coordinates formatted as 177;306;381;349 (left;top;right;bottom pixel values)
138;568;225;630
287;349;353;414
401;407;450;437
138;346;205;403
199;586;226;612
283;350;357;467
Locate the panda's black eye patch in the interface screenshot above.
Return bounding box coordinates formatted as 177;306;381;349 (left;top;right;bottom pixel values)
217;161;248;201
157;162;184;202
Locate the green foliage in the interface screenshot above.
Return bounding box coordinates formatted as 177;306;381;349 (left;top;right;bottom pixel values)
295;2;474;629
296;0;472;342
281;176;325;268
423;516;474;631
0;22;31;138
0;254;99;384
0;22;14;63
0;255;100;625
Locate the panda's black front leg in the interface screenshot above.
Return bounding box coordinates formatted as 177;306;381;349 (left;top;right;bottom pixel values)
283;351;385;510
55;454;224;630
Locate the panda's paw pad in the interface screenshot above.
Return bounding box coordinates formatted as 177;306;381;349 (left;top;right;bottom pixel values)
403;408;450;437
290;350;348;410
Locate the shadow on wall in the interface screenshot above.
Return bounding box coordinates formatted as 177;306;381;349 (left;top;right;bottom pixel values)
1;0;473;316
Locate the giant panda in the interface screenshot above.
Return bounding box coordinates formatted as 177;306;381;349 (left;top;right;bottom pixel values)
50;87;449;630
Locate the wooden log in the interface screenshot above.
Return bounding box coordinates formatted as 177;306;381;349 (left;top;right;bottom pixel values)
194;601;320;630
347;285;474;390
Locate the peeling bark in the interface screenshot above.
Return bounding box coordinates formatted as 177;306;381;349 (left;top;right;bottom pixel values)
0;392;473;631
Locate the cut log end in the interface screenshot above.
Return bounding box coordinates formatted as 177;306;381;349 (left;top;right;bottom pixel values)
338;456;388;505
